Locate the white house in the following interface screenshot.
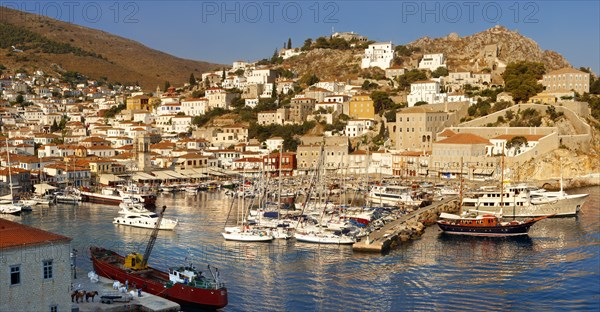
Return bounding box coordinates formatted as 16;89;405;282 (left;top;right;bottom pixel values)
361;42;394;70
488;134;545;157
345;119;371;137
245;68;275;84
181;98;208;116
407;80;448;107
265;136;285;152
418;53;446;71
171;116;193;133
157;103;182;115
278;48;302;59
245;98;259;108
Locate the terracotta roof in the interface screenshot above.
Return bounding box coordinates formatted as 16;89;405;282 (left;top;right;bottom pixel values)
0;218;71;250
438;129;456;137
436;133;490;145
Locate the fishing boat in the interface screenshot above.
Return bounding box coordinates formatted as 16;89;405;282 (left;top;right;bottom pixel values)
436;210;550;236
91;206;227;309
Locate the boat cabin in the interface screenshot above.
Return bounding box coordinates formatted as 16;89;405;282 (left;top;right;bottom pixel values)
169;266;200;284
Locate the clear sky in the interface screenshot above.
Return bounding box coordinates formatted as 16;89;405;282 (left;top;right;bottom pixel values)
8;0;600;74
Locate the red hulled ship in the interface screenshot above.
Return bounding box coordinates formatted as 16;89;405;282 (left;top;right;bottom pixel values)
90;206;227;309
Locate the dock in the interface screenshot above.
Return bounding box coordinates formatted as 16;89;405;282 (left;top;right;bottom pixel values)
353;197;459;253
71;270;180;312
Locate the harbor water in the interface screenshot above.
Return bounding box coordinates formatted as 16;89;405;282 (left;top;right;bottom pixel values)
8;186;600;311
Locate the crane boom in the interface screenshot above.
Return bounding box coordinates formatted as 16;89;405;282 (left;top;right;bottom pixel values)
141;205;166;268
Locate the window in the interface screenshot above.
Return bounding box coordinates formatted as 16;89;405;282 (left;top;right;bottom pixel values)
50;305;58;312
43;260;53;279
10;265;20;285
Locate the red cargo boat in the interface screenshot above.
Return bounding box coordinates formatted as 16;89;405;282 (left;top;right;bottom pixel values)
90;206;227;309
90;247;227;309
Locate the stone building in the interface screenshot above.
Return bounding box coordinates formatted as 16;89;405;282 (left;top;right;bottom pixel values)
0;219;72;312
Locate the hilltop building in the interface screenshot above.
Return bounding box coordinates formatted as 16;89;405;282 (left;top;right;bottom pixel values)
542;68;590;94
361;42;394;70
418;53;447;71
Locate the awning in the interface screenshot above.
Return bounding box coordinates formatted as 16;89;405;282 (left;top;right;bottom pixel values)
132;172;158;181
150;171;176;181
34;183;57;195
164;170;187;179
99;174;125;185
177;169;210;179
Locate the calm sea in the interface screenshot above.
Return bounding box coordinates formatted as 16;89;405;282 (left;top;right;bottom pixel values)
10;186;600;311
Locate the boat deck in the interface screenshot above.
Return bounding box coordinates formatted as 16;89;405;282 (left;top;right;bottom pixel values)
72;269;179;312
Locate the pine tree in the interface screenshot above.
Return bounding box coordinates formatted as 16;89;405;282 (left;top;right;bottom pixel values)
287;37;292;49
164;81;171;91
222;69;226;81
51;119;59;132
189;73;196;85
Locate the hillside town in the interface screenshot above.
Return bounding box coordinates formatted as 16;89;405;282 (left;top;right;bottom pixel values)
1;3;599;309
1;30;597;198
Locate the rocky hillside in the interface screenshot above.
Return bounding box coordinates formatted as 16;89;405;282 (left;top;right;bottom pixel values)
408;25;571;73
0;7;221;88
514;133;600;182
282;49;361;82
281;26;572;83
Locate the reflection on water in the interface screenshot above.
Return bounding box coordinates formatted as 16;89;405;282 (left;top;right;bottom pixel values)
10;186;600;311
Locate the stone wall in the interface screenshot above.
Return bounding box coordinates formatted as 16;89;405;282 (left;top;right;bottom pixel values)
0;242;72;312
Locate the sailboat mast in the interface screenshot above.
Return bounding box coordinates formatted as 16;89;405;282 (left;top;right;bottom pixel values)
277;145;282;219
500;150;505;213
5;138;14;202
459;157;463;215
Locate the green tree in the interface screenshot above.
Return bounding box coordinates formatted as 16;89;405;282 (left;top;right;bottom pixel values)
15;94;24;104
431;66;449;78
189;73;196;85
302;38;313;51
414;101;428;106
506;136;528;151
502;61;545;103
51;119;59;132
590;77;600;94
371;91;394;114
299;73;319;86
164;81;171;91
396;69;428;90
287;37;292;49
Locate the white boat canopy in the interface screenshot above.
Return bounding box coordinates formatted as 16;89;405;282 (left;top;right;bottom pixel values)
34;183;57;195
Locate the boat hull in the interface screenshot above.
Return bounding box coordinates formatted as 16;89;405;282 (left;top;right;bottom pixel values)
464;194;588;217
436;221;534;236
90;247;227;309
295;233;355;244
80;191;123;205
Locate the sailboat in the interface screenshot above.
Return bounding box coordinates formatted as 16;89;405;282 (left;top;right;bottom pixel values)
1;139;25;214
222;168;274;242
294;142;356;245
55;160;81;204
